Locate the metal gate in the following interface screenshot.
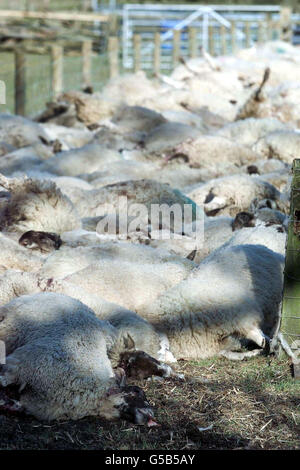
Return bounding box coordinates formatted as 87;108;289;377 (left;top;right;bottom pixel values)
122;4;282;70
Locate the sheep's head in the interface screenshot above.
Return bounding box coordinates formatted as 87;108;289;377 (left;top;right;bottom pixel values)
232;211;255;231
18;230;62;253
102;384;158;427
119;350;173;380
0;174;81;233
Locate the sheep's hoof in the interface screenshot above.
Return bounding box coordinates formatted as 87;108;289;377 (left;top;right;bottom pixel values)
262;335;271;356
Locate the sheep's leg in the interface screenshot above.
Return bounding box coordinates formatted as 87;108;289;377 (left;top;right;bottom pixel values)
0;357;23;414
219;349;263;361
0;355;20;387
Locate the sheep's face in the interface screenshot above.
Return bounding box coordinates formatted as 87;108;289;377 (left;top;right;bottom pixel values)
118;385;157;426
18;230;62;253
119;350;172;380
232;211;255;231
104;385;157;426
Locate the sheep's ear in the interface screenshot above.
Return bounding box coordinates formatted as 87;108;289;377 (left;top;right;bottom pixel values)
186;249;197;261
123;333;135;351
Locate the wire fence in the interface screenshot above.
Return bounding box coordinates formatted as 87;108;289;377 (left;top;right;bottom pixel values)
0;48;113;117
0;4;299;117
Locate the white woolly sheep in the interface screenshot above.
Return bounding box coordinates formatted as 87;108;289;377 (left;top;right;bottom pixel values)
142;122;201;152
41;143;122;177
64;257;195;312
0;233;44;272
111;105;167;134
39;241;195;279
71;178;201;220
189;209;286;263
185;174;280;217
0;292;156;423
169;135;258;170
0;113;51;148
41;123;94;150
0;270;170;364
216;117;288;147
253;130;300;164
221;224;286;256
139;244;284;360
147;216;234;262
0;174;81;234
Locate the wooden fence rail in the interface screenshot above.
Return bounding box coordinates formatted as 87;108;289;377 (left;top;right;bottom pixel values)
108;36;119;79
0;10;109;22
82;40;92;89
1;6;298;116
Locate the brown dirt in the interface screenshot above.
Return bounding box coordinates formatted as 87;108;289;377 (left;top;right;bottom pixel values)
0;356;299;450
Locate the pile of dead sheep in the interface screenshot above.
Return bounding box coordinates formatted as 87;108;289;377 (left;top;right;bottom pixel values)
0;40;296;426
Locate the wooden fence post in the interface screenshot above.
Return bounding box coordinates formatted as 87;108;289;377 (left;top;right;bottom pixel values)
82;40;92;89
188;27;197;58
42;0;50;10
172;29;180;67
208;24;214;56
153;31;161;75
82;0;90;11
108;14;118;36
220;25;227;55
245;21;251;48
280;158;300;378
258;21;265;44
231;21;237;54
51;44;63;99
15;47;26;116
266;13;273;41
280;7;292;42
108;36;119;79
133;34;141;73
272;21;281;40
